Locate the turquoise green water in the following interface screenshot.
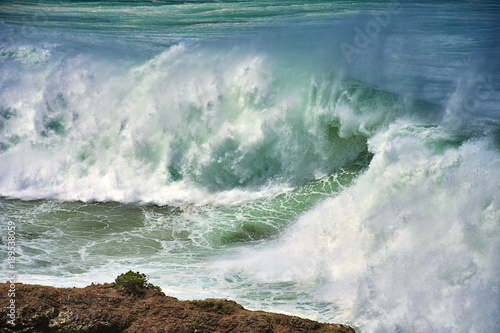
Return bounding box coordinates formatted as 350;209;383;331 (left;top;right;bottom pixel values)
1;162;366;273
1;1;499;332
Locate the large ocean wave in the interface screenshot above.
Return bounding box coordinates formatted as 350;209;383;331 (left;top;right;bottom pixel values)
0;39;397;204
1;1;499;332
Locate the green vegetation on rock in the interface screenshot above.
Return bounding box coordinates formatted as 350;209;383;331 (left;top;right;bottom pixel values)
189;298;243;315
114;270;161;296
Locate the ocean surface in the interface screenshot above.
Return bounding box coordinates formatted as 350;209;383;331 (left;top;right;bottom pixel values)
1;1;499;332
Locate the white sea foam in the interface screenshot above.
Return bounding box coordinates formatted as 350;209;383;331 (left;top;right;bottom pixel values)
0;42;371;205
1;2;499;332
222;121;500;332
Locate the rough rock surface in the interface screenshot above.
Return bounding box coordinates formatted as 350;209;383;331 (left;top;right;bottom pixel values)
0;283;355;333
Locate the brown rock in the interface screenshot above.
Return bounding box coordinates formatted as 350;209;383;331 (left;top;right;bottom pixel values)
0;282;355;333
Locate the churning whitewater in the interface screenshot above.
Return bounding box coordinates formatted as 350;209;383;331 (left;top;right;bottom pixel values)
1;1;499;332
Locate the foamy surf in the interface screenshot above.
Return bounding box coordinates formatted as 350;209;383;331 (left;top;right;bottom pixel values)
1;1;499;332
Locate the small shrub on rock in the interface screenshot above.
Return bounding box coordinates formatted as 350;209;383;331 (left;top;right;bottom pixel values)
114;270;161;296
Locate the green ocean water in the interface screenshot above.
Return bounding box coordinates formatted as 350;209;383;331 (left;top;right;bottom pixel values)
1;1;499;332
